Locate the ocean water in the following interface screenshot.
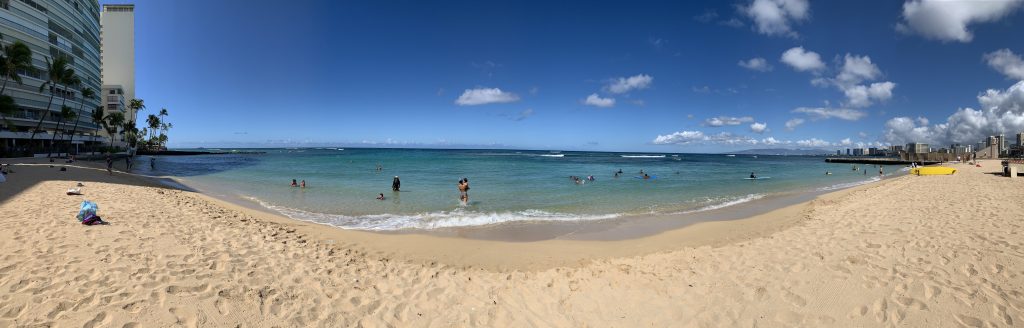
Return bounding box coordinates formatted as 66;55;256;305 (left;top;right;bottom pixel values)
137;148;898;231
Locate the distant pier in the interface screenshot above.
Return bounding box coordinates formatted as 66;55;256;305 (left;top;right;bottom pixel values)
825;157;939;165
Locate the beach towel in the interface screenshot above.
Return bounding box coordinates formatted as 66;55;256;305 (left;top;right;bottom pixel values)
76;201;99;222
66;188;82;195
81;214;105;225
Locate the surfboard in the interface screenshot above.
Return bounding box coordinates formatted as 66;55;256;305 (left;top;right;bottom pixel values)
743;177;771;180
634;176;657;179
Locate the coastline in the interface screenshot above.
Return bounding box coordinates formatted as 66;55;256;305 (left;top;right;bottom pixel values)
1;157;1021;327
163;162;899;243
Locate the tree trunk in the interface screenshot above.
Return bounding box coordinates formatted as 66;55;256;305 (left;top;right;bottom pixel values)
0;76;9;95
47;87;70;157
67;101;86;155
28;84;58;148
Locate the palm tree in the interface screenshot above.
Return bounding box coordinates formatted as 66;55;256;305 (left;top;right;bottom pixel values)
104;111;124;149
157;108;170;149
0;95;15;130
66;87;94;152
145;114;160;150
90;105;104;154
28;57;72;147
0;40;32;95
47;105;75;155
122;119;138;150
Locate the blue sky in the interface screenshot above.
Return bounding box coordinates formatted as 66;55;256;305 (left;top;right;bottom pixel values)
116;0;1024;152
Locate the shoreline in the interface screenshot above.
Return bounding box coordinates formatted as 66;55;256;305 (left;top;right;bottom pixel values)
161;164;899;243
2;157;1022;326
3;156;901;270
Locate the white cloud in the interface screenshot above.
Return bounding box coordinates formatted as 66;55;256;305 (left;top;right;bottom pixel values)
897;0;1024;43
583;93;615;108
738;57;773;72
455;88;520;106
705;116;754;127
652;130;705;145
812;54;897;107
652;131;759;145
835;55;882;87
839;138;852;146
742;0;810;37
884;80;1024;145
858;131;868;138
785;118;805;130
795;138;831;148
761;137;783;145
692;86;712;93
792;107;867;121
606;74;653;94
984;49;1024;80
780;47;825;72
750;122;768;133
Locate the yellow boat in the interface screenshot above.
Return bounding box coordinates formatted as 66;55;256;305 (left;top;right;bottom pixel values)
912;166;957;175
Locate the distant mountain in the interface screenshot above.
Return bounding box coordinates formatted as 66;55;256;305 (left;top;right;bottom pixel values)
728;148;834;156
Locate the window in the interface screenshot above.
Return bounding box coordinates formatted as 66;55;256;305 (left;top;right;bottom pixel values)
107;104;118;111
109;90;115;94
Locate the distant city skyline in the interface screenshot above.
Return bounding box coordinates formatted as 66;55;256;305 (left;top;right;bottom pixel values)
121;0;1024;152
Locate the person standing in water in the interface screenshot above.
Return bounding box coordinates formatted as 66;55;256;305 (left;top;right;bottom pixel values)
291;179;298;187
392;176;401;191
301;180;306;188
458;178;470;203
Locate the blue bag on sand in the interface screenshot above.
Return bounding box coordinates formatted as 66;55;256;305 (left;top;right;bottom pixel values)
76;200;98;222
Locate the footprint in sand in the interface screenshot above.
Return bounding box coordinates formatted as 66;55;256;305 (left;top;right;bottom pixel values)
82;312;110;328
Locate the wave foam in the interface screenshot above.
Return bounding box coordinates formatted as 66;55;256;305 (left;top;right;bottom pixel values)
672;194;765;214
244;197;620;230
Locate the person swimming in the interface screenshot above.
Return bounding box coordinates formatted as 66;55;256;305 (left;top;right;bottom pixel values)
587;175;595;181
301;180;306;188
825;171;832;175
643;173;650;180
377;193;385;200
290;179;298;187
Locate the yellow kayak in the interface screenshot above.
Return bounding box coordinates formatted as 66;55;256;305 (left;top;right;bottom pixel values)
912;167;957;175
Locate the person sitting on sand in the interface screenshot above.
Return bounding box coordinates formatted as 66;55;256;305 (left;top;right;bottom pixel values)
291;179;298;187
377;193;385;200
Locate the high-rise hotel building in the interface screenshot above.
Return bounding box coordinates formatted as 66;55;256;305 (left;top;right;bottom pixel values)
0;0;105;151
99;4;133;124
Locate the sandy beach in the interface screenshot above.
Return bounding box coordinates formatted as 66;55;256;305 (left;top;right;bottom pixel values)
0;158;1022;327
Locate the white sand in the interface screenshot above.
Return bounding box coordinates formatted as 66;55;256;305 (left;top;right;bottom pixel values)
0;158;1021;327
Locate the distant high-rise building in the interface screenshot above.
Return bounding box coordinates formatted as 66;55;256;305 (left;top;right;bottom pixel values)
907;143;929;154
101;4;136;123
889;145;904;153
1018;132;1024;147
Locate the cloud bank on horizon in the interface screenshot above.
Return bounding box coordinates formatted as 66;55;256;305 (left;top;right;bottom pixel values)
651;0;1024;150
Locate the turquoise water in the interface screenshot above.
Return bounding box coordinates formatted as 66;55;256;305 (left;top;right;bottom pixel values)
137;148;899;230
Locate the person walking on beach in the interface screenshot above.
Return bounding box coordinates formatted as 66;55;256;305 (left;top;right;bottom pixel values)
392;176;401;191
105;155;113;175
